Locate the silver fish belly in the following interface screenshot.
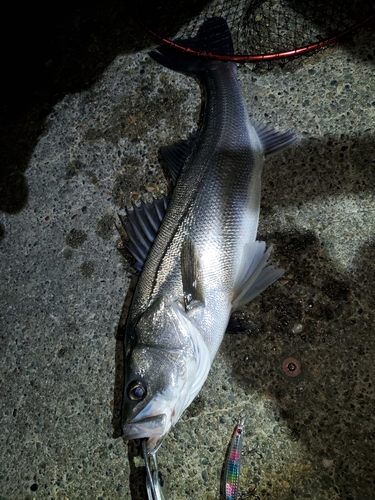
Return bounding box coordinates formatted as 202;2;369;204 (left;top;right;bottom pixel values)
121;17;296;454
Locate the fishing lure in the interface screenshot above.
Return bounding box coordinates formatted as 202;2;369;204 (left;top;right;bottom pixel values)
223;420;245;500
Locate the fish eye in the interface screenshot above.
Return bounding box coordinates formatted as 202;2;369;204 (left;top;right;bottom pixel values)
128;381;146;401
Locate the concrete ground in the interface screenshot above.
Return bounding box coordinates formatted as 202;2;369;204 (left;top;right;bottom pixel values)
1;2;375;499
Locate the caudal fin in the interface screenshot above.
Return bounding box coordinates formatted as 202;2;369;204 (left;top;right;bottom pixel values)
149;17;234;75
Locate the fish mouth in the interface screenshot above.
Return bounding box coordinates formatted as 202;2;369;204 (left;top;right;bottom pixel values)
123;414;167;454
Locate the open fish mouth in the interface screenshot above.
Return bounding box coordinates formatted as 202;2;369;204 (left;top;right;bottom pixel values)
123;414;167;453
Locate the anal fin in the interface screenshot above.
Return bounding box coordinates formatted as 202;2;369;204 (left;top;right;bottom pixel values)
232;241;284;311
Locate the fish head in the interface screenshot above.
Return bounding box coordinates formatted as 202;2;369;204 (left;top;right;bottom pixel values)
122;298;211;454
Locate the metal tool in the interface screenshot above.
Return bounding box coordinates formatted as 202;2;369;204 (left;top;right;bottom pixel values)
142;440;166;500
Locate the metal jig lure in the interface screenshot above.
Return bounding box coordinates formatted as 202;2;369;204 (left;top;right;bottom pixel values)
223;419;246;500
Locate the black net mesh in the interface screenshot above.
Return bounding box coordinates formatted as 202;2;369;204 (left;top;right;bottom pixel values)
132;0;374;65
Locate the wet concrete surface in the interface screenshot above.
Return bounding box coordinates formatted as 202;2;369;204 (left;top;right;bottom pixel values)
1;2;375;499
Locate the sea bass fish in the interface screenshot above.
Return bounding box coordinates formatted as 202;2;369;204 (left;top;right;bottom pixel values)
121;17;296;454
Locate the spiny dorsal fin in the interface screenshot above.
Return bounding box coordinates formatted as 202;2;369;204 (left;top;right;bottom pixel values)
119;196;170;274
159;135;196;185
232;241;284;311
181;239;205;311
253;122;297;157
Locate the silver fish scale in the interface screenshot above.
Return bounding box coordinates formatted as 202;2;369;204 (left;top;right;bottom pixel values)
127;60;263;356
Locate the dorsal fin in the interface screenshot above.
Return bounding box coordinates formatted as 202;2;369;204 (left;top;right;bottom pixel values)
159;135;196;185
232;241;284;311
119;196;170;273
253;122;297;157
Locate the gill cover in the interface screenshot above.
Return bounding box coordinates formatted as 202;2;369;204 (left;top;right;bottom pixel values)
122;298;211;453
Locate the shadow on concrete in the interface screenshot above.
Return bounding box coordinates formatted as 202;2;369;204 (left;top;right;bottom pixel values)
221;223;375;497
286;0;375;37
127;440;148;499
0;0;214;218
2;1;146;215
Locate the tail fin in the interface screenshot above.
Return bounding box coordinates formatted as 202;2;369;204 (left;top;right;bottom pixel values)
149;17;234;75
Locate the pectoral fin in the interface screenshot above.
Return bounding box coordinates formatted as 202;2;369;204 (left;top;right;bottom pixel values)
118;196;170;273
181;240;205;311
232;241;284;311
